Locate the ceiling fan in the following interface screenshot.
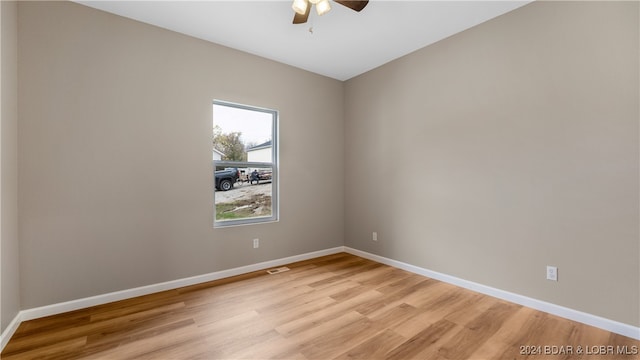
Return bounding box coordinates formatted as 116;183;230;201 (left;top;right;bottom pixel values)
292;0;369;24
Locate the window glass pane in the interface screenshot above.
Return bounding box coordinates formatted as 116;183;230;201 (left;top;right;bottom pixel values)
213;101;277;226
214;165;273;221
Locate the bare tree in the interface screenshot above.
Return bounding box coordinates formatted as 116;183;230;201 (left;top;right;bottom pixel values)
213;125;246;162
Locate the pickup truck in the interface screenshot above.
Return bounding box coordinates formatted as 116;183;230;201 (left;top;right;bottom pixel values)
215;168;240;191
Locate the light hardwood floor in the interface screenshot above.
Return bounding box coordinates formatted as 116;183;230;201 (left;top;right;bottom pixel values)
3;253;639;359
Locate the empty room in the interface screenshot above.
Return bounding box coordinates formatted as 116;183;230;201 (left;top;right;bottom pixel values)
1;0;639;359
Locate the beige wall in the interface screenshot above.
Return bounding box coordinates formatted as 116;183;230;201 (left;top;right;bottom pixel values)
345;1;639;326
12;0;640;331
1;0;20;334
18;1;344;309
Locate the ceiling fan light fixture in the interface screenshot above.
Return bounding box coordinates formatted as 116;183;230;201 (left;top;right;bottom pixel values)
292;0;308;15
316;0;331;16
292;0;367;24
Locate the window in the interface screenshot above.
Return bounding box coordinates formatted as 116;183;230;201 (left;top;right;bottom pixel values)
213;100;278;227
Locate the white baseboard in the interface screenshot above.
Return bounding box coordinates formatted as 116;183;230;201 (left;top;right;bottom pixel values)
20;246;344;322
344;247;640;340
0;246;344;352
0;311;22;352
3;245;637;353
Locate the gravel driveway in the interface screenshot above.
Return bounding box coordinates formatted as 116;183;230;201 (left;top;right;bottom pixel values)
215;182;272;203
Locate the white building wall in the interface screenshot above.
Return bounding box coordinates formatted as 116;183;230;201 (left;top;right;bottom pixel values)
247;147;271;163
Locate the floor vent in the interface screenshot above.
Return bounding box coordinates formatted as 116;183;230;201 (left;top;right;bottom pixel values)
267;267;290;275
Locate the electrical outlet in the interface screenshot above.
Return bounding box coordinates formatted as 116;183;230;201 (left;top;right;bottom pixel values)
253;238;259;249
546;266;558;281
372;232;378;241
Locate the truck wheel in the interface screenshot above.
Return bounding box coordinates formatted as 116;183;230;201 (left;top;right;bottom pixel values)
220;179;233;191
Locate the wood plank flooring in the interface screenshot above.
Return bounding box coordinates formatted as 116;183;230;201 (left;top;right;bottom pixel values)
3;253;639;359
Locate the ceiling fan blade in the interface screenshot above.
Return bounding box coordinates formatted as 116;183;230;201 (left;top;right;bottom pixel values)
334;0;369;12
293;2;311;24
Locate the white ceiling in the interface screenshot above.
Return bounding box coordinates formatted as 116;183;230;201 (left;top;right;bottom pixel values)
76;0;532;81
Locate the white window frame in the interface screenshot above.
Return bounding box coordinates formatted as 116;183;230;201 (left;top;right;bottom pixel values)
213;100;279;227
